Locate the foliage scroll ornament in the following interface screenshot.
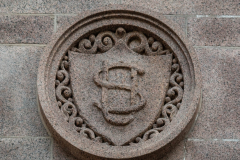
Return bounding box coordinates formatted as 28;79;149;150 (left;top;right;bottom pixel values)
55;27;184;146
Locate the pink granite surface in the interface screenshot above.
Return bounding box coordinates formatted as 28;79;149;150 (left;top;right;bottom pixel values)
0;137;51;160
188;18;240;47
122;0;240;15
0;0;239;159
0;46;49;137
0;15;53;44
38;6;201;159
186;140;240;160
0;0;238;15
56;15;187;33
187;47;240;139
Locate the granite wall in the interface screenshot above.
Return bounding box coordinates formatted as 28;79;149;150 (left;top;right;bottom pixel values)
0;1;239;160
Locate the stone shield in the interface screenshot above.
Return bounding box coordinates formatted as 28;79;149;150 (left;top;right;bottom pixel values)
38;5;202;160
68;40;172;146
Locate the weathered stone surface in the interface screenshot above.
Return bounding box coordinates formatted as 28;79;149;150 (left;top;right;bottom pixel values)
0;0;121;14
53;140;186;160
165;16;186;33
188;18;240;47
38;5;201;159
161;140;185;160
1;0;238;15
186;140;240;160
183;0;240;15
56;15;186;33
0;15;53;44
0;46;49;137
188;47;240;139
0;138;51;160
53;141;78;160
122;0;240;15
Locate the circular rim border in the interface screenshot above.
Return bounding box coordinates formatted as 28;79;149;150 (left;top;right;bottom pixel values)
37;4;202;160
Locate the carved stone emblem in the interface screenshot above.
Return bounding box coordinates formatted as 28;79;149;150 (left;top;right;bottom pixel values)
38;5;202;160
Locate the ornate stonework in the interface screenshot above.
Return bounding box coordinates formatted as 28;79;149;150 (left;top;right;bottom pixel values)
38;5;201;160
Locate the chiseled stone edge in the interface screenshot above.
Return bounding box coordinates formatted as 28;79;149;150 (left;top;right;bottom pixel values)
37;4;202;160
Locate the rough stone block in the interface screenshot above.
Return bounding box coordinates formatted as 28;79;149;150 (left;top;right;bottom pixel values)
0;46;49;137
53;141;78;160
0;0;121;14
0;15;53;44
186;140;240;160
56;15;186;33
187;18;240;47
52;140;185;160
0;137;51;160
188;47;240;139
183;0;240;15
0;0;238;15
121;0;240;15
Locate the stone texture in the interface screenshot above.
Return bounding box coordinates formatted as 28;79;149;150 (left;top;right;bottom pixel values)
165;16;186;33
186;140;240;160
69;38;172;146
56;15;77;32
1;0;238;15
188;47;240;139
53;141;78;160
188;18;240;47
56;15;186;33
52;140;185;160
0;137;51;160
0;46;49;137
183;0;240;15
161;140;185;160
121;0;240;15
0;0;121;14
0;15;53;44
38;5;201;159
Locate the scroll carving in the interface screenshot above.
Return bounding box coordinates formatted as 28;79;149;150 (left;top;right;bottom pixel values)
93;61;146;126
56;55;107;144
71;27;170;56
55;27;184;146
129;55;184;145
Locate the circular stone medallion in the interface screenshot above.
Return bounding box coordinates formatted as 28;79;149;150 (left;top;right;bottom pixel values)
38;5;202;160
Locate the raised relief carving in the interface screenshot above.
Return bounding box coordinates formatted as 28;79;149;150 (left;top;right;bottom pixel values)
71;27;170;56
93;61;146;126
38;6;201;160
55;27;183;146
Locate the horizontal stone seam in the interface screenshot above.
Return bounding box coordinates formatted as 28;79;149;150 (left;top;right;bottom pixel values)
0;136;51;139
0;13;239;18
187;139;240;142
0;13;77;16
0;44;239;49
194;46;240;49
0;44;47;47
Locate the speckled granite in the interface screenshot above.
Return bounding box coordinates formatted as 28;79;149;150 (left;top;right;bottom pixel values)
0;138;51;160
1;0;238;15
0;15;53;44
122;0;240;15
0;46;49;137
188;18;240;47
38;5;201;159
186;140;240;160
0;0;121;14
0;1;238;160
53;141;79;160
56;15;186;33
53;140;186;160
187;47;240;139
